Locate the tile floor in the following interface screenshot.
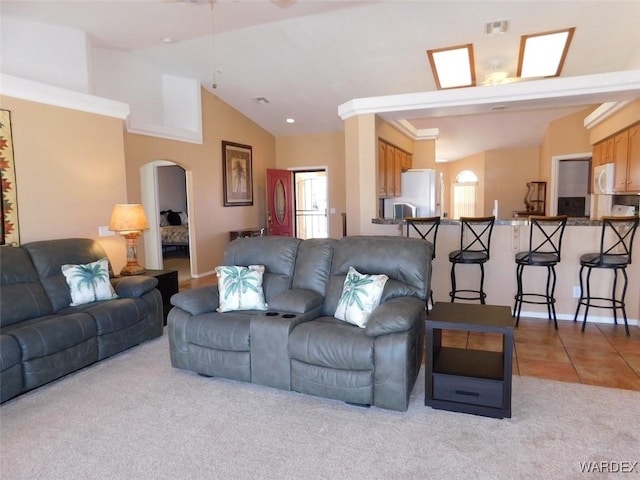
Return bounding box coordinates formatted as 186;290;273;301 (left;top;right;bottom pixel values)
178;270;640;392
443;317;640;391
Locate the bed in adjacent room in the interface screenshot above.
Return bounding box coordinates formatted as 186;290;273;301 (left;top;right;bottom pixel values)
160;210;189;256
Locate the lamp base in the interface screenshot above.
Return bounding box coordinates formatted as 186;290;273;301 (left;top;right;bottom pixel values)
120;232;145;276
120;264;146;276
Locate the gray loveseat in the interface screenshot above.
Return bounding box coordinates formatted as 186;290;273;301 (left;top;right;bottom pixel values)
0;238;163;403
168;235;432;411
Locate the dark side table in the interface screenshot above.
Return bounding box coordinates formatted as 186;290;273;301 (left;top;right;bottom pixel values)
144;269;178;326
425;302;514;419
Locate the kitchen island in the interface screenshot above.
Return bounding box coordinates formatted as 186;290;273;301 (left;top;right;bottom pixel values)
371;217;639;329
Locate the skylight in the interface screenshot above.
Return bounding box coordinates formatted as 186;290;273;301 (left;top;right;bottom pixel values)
427;44;476;90
517;28;575;78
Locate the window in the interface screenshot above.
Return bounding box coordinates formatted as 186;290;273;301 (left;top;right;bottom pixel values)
452;170;478;218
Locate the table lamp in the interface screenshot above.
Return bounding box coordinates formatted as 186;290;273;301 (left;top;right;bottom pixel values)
109;203;149;275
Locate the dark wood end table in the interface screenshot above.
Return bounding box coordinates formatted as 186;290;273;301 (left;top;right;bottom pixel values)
144;269;179;326
425;302;514;419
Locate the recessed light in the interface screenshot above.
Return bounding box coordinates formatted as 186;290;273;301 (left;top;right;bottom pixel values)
162;37;175;44
286;118;295;124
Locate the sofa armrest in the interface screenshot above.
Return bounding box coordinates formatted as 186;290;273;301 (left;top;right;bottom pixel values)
268;289;323;314
170;286;220;316
111;276;158;298
365;297;425;337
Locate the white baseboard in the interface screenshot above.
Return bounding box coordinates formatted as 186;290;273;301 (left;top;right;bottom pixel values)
519;309;639;327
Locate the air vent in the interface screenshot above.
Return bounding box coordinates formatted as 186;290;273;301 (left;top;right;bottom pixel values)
251;96;270;104
485;20;509;35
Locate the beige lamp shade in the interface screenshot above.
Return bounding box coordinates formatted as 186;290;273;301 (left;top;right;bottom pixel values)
109;204;149;234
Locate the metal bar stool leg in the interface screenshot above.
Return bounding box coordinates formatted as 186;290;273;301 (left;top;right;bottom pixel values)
581;266;593;332
450;263;457;303
479;263;486;305
574;264;585;322
549;265;558;330
514;263;523;325
621;268;630;336
612;269;619;325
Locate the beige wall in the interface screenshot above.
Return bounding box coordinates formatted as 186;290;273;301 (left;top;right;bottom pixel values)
275;132;346;238
0;95;127;269
539;106;594;208
484;147;539;217
123;90;276;276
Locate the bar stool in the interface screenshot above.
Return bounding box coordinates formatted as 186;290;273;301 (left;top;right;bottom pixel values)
513;215;568;329
573;215;639;336
449;216;495;304
405;216;440;308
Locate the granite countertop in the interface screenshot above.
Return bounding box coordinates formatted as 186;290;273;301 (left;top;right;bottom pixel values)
372;217;601;226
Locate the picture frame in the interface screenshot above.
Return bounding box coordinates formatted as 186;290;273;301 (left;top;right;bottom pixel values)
222;141;253;207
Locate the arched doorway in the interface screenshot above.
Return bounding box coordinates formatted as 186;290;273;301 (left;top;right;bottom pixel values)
140;160;194;279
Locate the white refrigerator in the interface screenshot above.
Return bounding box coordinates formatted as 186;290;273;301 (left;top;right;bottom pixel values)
384;169;443;218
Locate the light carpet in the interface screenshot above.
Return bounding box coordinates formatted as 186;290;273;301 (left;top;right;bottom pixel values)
1;332;638;480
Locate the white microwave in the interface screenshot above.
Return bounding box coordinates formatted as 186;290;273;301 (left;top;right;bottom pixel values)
593;162;615;194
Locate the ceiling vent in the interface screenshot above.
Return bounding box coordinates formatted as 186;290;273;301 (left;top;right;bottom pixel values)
485;20;509;35
251;96;270;104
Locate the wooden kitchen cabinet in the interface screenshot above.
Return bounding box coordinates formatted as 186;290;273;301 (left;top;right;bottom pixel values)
378;141;387;197
593;137;614;166
377;139;412;198
627;123;640;192
592;122;640;194
613;129;629;193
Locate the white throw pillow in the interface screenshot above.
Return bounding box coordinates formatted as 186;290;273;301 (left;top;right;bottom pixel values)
215;265;268;312
61;257;117;306
335;267;388;328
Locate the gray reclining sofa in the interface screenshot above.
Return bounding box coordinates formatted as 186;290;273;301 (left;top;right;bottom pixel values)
168;235;432;411
0;238;163;403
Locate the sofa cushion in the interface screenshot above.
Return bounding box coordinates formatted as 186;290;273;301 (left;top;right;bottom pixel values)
323;236;432;316
0;246;53;327
215;265;268;312
23;238;114;313
288;316;374;370
62;257;117;306
335;267;388;328
3;313;97;362
291;238;336;295
223;237;300;303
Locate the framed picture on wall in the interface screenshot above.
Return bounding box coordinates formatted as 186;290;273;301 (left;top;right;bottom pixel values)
222;141;253;207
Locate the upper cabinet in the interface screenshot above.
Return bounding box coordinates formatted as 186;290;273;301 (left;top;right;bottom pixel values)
592;122;640;194
627;124;640;192
613;129;629;193
592;137;614;166
377;139;412;198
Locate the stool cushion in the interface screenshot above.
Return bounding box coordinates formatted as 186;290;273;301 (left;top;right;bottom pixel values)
515;252;559;266
449;250;488;263
579;253;630;268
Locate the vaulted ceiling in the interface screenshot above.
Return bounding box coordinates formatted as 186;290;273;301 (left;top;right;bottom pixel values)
2;0;640;161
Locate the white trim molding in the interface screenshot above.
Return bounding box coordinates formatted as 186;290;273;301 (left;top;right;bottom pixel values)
0;74;129;119
583;101;632;129
338;69;640;122
392;120;439;141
